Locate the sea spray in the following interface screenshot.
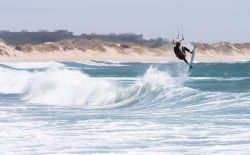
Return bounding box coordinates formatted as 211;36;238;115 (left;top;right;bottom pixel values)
23;69;120;107
0;64;182;109
0;68;31;94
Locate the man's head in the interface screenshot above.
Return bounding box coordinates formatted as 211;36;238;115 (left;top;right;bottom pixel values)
173;38;182;45
175;42;181;47
173;39;180;46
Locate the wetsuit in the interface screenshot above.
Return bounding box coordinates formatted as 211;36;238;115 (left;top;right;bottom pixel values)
174;42;192;65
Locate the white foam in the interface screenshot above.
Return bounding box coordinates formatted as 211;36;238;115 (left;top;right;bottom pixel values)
0;68;32;94
1;61;65;69
23;70;120;107
0;66;179;109
139;67;176;88
77;61;125;67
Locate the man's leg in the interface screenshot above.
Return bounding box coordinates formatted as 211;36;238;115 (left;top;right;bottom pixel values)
183;47;193;54
183;58;189;65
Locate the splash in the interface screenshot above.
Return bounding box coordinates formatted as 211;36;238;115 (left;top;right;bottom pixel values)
0;65;181;109
138;67;176;88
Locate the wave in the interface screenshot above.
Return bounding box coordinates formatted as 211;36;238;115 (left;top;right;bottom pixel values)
0;65;187;109
1;61;65;69
0;63;249;110
76;60;126;67
189;77;250;81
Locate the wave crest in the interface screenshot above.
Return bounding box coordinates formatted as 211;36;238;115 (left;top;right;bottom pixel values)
0;66;179;109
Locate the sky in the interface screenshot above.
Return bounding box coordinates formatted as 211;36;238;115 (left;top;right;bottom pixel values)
0;0;249;43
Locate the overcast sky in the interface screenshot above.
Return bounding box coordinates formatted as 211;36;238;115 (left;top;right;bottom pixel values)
0;0;249;43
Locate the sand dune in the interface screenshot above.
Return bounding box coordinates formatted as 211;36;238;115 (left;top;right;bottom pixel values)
0;39;249;62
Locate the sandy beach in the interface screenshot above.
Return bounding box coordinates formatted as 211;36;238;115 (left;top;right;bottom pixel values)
0;41;250;62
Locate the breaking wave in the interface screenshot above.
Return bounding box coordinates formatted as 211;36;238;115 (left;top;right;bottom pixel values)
0;61;249;110
0;63;188;109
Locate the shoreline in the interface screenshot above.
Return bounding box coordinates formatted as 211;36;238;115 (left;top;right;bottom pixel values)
1;55;249;63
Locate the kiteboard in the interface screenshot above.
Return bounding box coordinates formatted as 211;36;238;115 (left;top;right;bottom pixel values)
188;43;196;73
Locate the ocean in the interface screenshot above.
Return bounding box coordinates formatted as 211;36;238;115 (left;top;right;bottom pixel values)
0;61;249;154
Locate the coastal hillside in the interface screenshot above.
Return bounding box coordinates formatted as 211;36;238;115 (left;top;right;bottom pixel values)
0;37;249;62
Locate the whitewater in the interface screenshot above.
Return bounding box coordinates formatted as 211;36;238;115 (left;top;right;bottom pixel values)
0;61;250;154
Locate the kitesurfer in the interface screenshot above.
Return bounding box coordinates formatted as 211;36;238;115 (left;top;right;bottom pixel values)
173;37;193;65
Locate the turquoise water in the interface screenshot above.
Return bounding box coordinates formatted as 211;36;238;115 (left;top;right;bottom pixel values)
0;61;250;154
